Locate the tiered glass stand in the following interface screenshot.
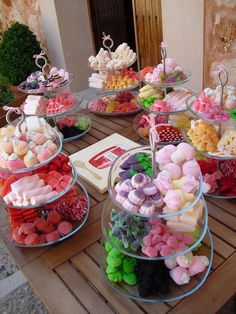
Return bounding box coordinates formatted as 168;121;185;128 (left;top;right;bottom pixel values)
184;69;236;199
0;109;90;248
99;146;213;302
18;52;91;143
134;45;192;145
88;33;141;116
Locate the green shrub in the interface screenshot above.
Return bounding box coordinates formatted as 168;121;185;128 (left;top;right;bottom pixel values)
0;75;15;106
0;22;42;85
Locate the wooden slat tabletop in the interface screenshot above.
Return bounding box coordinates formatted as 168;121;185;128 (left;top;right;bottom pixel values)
0;110;236;314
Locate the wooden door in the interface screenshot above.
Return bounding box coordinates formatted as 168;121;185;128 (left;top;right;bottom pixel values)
132;0;163;69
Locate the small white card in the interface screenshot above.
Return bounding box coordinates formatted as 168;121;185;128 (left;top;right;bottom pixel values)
69;133;140;193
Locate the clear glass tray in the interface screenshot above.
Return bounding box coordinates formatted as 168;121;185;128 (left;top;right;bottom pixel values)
137;95;189;115
102;196;208;260
88;57;137;72
143;70;191;88
0;130;62;174
18;73;74;94
108;146;203;218
133;112;183;145
181;129;236;161
186;94;232;125
55;113;92;143
87;92;141;116
8;159;77;209
21;95;83;118
1;181;90;248
99;228;213;303
92;81;140;93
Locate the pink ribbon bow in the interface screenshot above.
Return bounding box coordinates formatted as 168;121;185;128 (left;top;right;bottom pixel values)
160;42;168;49
143;113;170;144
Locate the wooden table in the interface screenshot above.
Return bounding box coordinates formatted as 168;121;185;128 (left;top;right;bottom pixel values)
0;111;236;314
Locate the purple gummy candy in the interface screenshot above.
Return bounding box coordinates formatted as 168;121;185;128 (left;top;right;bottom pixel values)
120;161;130;170
127;155;137;165
142;200;153;208
132;164;142;171
119;170;131;180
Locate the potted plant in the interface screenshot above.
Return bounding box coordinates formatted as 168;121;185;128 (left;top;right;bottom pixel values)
0;22;42;85
0;75;15;106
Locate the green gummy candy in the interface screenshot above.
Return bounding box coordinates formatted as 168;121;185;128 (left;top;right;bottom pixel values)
109;248;124;259
123;273;137;286
106;265;118;274
105;241;113;252
122;258;136;273
145;168;153;178
136;153;144;162
130;169;138;176
108;272;123;282
107;256;122;267
113;238;124;249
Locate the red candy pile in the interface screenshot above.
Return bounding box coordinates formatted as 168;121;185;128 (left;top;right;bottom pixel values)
11;211;73;245
46;92;76;115
35;153;72;175
8;207;40;228
156;125;183;143
46;186;88;221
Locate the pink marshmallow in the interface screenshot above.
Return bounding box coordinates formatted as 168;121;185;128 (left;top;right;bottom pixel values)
170;266;190;285
164;257;178;269
162;163;182;180
182;160;201;179
188;256;209;276
176;251;193;268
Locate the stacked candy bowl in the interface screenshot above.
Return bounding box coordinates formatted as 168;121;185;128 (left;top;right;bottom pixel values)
56;113;92;142
1;181;90;247
100;142;213;302
18;51;73;95
183;67;236;199
0;107;90;247
108;144;203;218
88;33;140;92
134;43;192;145
88;91;141;116
100;228;213;303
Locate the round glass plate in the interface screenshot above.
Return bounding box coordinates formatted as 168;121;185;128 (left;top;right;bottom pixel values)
8;159;78;209
137;95;190;115
88;57;137;71
87;92;141;116
204;192;236;199
102;196;208;260
186;94;232;125
181;129;236;161
133;112;183;146
108;146;203;218
56;113;92;143
92;81;140;93
21;95;83;118
1;181;90;248
143;70;191;88
100;228;213;303
0;131;62;174
18;73;73;94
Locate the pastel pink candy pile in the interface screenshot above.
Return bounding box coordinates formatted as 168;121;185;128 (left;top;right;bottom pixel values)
165;251;209;285
193;91;230;122
57;116;77;129
47;92;76;114
137;114;167;128
142;219;193;258
150;100;171;112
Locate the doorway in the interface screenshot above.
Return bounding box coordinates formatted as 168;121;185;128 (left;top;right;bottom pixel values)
88;0;163;69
